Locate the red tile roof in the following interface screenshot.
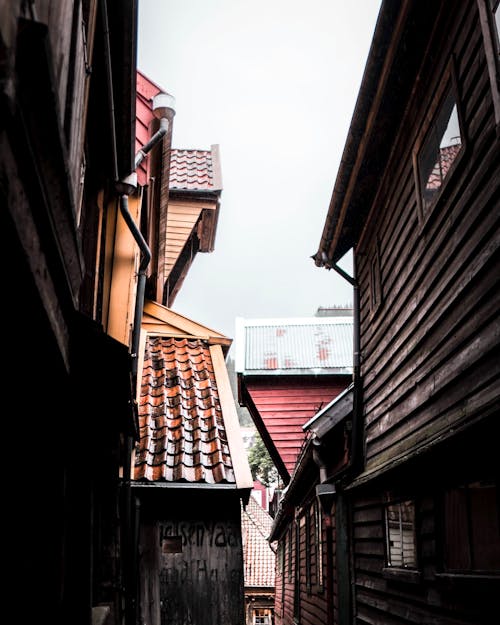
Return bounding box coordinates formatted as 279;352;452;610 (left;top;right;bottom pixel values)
242;495;276;588
425;142;462;190
134;336;235;483
169;146;222;192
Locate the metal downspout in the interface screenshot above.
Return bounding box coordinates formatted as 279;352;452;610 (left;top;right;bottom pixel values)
101;3;150;624
329;257;361;625
329;259;362;476
118;193;151;381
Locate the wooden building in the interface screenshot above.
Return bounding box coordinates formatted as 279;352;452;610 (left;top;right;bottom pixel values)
132;300;253;625
237;315;353;625
270;387;353;625
311;0;500;624
1;3;142;625
236;315;353;484
241;494;277;625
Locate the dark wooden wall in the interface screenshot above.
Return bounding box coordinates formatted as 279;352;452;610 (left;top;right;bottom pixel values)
349;1;500;622
356;0;499;478
138;492;245;625
349;424;499;625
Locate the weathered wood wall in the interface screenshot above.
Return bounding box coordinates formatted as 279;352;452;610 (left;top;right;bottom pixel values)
348;0;500;622
138;493;245;625
349;426;499;625
357;0;499;478
274;498;331;625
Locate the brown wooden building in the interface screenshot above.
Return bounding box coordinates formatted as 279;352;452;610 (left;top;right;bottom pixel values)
1;3;141;625
132;301;253;625
310;0;500;624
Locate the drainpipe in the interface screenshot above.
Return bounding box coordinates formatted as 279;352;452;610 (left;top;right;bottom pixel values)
328;257;363;478
320;255;360;625
101;4;174;624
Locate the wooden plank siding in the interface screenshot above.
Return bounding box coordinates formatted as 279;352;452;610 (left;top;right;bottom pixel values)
246;376;349;476
164;200;203;277
345;3;500;620
355;0;499;478
350;451;499;625
274;499;332;625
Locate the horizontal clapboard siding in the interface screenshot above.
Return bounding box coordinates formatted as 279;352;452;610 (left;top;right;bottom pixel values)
246;377;349;476
357;0;499;476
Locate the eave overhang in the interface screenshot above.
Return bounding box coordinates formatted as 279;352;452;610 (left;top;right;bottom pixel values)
313;0;441;266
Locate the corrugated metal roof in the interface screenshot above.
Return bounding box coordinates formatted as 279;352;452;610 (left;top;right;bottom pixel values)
241;495;276;588
169;146;222;191
241;317;353;373
134;336;235;484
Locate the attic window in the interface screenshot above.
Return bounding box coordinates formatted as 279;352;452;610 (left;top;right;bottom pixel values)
416;86;462;215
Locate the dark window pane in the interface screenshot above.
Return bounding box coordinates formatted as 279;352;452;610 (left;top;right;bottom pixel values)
418;88;462;212
469;483;500;570
444;487;470;570
444;482;500;572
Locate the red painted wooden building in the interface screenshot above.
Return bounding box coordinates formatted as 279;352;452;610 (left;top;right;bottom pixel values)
236;313;353;485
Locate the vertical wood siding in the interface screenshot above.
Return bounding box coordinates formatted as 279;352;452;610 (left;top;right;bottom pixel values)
274;500;331;625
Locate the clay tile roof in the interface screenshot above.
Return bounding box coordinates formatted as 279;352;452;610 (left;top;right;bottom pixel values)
241;495;276;588
169;146;222;192
134;335;235;483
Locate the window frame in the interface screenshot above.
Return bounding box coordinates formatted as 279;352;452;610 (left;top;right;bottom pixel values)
440;480;500;578
412;59;467;228
383;498;420;583
369;239;382;316
314;499;324;590
477;0;500;129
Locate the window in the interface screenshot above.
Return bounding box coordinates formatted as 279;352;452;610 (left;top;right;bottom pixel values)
253;608;272;625
278;540;285;576
287;526;293;582
477;0;500;125
369;241;382;315
314;500;324;588
444;481;500;573
416;86;463;215
385;500;417;569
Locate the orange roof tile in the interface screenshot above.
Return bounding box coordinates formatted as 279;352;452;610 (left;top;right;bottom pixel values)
242;495;276;588
134;336;235;483
169;146;222;192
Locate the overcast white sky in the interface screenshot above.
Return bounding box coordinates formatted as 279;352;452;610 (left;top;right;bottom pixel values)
138;0;382;340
